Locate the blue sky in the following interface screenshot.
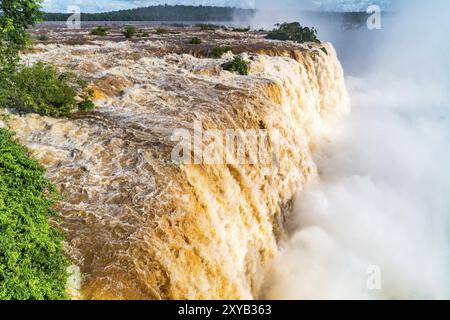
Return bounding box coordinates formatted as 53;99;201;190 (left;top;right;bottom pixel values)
41;0;391;13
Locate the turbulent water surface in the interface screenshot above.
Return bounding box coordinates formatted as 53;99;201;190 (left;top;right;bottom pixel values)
4;6;449;298
1;27;349;299
258;0;450;299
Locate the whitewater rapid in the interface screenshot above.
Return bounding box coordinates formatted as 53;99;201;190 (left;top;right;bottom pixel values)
259;0;450;300
263;74;450;300
1;38;349;299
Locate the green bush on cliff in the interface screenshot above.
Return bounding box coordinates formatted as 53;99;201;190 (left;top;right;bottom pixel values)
0;0;42;67
1;0;95;118
155;27;169;35
222;56;249;75
0;129;69;300
90;25;109;36
189;37;202;45
211;46;232;58
123;26;136;39
231;26;250;32
266;22;321;44
137;30;150;38
0;62;95;117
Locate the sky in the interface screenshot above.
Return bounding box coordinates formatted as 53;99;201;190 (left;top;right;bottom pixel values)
41;0;392;13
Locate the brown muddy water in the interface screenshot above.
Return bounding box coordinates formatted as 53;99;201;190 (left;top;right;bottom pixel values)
2;26;349;299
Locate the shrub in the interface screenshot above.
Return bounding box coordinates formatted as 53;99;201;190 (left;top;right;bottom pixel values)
155;27;169;35
266;22;321;44
90;26;109;36
0;0;42;67
123;26;136;39
196;24;221;31
232;26;250;32
211;46;232;58
137;31;150;38
222;56;249;75
190;37;202;45
78;94;96;112
0;128;69;300
0;62;95;117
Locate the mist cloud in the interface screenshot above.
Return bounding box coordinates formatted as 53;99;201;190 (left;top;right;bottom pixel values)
263;0;450;299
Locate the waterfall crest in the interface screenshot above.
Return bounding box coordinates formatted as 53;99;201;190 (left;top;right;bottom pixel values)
1;40;349;299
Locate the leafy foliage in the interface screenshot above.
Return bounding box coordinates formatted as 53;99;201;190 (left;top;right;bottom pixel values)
211;46;232;58
155;27;169;35
0;0;43;67
266;22;321;44
137;31;150;38
231;26;250;32
0;62;95;117
77;90;96;112
222;56;249;76
90;25;109;36
123;26;136;39
43;5;255;22
0;129;69;300
0;1;96;118
197;23;222;31
189;37;202;45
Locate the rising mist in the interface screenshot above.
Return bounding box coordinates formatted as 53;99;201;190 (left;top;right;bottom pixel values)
261;0;450;299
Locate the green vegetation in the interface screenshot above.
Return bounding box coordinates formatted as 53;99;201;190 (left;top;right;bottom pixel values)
137;31;150;38
189;37;202;45
0;0;42;67
43;5;255;22
123;25;136;39
0;0;96;299
155;27;169;35
42;9;375;31
196;23;223;31
0;62;95;117
266;22;321;44
78;99;96;112
222;56;249;76
211;46;232;58
1;1;95;118
0;128;69;299
90;25;109;36
231;26;250;32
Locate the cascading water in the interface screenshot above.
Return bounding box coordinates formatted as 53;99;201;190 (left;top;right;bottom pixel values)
258;0;450;300
1;38;349;299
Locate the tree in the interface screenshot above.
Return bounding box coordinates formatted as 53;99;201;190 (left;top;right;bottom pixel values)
266;22;321;44
123;25;136;39
0;129;69;299
42;5;255;22
0;1;70;300
0;0;95;117
222;56;249;76
0;0;42;67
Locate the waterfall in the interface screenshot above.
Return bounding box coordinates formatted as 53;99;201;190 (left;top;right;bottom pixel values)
1;40;349;299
